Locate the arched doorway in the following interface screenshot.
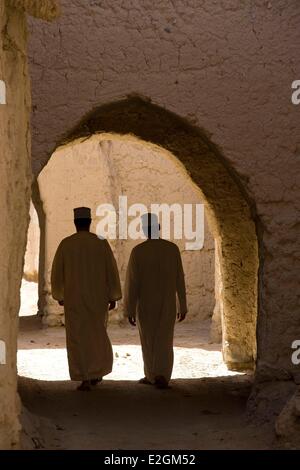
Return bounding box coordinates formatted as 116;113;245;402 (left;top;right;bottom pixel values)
30;97;259;371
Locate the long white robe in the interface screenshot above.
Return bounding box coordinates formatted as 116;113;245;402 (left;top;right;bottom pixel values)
124;239;187;383
51;232;122;381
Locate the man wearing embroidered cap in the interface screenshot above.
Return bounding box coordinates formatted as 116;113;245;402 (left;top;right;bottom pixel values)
51;207;122;391
124;213;187;389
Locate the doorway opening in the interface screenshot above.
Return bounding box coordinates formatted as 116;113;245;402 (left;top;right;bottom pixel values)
19;133;230;382
17;98;260;449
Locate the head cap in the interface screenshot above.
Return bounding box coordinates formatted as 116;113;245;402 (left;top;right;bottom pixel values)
73;207;91;220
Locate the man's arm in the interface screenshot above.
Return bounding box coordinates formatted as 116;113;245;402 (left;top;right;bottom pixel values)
176;247;188;322
124;249;139;326
104;240;122;307
51;242;64;304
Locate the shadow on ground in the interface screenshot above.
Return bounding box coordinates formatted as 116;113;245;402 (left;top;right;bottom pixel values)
18;374;276;450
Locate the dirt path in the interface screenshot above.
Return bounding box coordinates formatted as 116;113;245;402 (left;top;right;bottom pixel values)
18;316;276;450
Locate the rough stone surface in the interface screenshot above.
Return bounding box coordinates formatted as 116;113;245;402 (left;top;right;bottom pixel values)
0;2;32;449
37;134;215;325
26;0;300;378
275;388;300;449
247;380;297;424
210;243;222;343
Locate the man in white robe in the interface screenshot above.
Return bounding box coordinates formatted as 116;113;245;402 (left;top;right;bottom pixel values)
124;213;187;389
51;207;122;391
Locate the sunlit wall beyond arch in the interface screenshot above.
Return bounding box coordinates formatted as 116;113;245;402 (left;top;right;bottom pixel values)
38;133;215;328
23;201;40;283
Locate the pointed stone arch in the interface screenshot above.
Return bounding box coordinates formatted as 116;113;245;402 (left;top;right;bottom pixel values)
35;96;260;371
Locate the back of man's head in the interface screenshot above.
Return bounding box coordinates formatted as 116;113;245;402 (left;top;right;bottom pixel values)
141;213;160;239
74;218;91;232
73;207;92;232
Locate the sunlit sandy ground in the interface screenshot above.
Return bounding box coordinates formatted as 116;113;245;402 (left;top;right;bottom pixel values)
18;322;239;382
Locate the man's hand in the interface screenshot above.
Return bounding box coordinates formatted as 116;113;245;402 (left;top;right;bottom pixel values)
177;311;186;322
109;301;116;311
128;316;136;326
58;300;64;306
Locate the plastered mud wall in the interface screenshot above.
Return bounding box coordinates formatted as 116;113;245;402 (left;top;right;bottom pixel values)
0;0;59;450
0;1;31;449
27;0;300;379
37;134;215;326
